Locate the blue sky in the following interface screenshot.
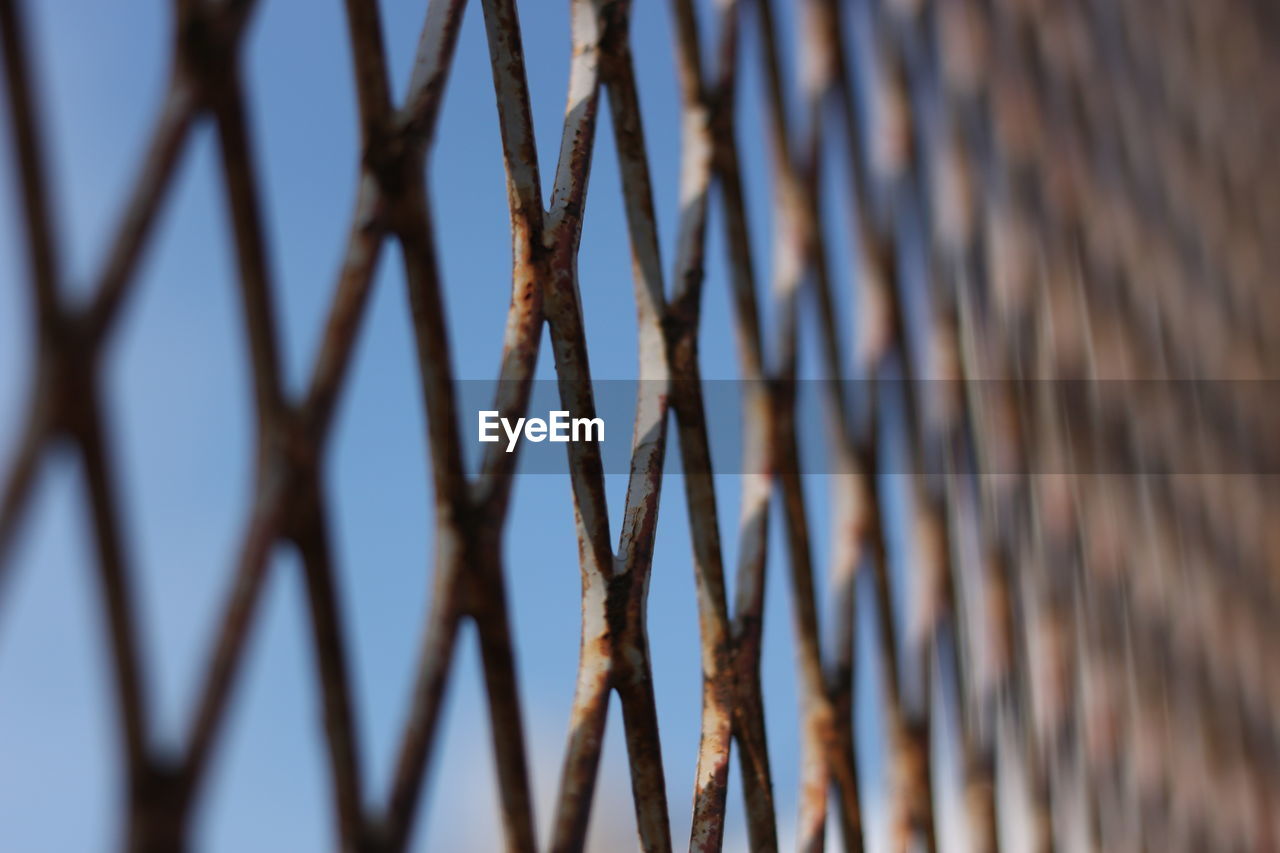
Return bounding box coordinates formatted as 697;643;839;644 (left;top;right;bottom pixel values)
0;0;974;850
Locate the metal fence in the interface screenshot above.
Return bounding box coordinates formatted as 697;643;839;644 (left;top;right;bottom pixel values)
2;0;1277;850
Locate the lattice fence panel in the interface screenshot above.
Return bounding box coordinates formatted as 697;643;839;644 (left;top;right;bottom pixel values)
2;0;1277;850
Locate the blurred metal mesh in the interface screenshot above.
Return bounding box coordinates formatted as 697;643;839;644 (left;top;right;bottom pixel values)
1;0;1277;850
